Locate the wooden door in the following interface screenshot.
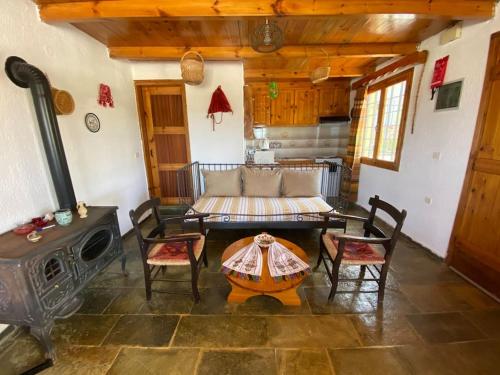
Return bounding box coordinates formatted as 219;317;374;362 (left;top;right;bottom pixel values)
140;84;190;204
270;88;295;125
448;32;500;298
293;89;319;125
253;88;271;125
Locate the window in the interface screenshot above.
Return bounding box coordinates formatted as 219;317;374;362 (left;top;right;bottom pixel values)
360;68;413;170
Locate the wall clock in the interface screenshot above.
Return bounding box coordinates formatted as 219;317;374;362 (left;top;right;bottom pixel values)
85;113;100;133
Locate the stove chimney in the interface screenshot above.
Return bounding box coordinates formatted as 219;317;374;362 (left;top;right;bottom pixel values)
5;56;77;210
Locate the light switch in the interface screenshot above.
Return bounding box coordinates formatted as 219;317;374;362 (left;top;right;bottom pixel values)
432;152;441;160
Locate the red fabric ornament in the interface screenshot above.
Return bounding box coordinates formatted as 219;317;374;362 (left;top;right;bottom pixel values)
207;86;233;131
98;83;114;107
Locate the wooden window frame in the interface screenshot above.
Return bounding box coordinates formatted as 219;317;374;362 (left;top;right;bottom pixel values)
360;68;413;171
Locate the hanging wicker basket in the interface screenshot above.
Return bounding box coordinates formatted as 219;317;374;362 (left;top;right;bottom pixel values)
51;87;75;115
310;49;331;84
180;51;205;86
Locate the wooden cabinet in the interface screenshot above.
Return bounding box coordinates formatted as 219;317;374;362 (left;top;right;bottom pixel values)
270;88;295;125
248;80;350;127
294;89;319;125
318;84;350;116
253;88;270;125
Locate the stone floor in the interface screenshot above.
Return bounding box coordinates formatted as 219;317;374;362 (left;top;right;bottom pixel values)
1;209;499;374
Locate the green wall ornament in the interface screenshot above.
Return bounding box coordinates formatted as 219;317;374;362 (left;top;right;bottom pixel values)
268;81;279;100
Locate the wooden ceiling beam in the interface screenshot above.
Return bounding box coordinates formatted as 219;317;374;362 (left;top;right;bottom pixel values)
109;43;418;60
352;50;428;89
39;0;495;22
244;66;371;80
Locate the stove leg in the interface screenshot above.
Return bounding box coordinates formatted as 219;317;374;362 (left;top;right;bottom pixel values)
30;325;55;361
121;253;128;277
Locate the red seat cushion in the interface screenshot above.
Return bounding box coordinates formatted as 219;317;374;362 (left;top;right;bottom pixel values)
147;235;205;266
322;233;385;265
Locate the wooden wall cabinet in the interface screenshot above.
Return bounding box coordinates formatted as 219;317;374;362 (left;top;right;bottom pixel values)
248;80;350;127
253;87;271;125
318;84;350;116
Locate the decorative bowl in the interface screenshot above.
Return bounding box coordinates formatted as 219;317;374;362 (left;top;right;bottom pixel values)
55;209;73;226
13;223;36;235
254;233;275;247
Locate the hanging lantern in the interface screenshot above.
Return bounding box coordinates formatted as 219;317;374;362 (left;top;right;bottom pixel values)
251;19;284;53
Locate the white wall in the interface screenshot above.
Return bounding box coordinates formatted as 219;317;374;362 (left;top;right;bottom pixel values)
0;0;149;236
357;11;500;257
131;61;245;163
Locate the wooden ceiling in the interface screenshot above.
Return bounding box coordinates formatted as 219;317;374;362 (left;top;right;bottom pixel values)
34;1;496;81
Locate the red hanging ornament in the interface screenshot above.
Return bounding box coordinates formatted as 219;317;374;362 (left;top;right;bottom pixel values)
98;83;114;107
207;85;233;131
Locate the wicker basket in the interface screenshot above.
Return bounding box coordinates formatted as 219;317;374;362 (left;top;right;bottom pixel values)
310;48;331;84
180;51;205;86
310;66;331;84
51;87;75;115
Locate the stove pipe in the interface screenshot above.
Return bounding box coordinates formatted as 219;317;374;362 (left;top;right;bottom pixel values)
5;56;77;210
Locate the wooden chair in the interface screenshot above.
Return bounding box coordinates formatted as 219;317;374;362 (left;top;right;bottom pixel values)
315;195;407;302
129;198;209;302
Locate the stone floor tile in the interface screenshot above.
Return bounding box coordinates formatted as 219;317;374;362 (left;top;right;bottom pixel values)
304;287;377;314
197;349;277;375
462;309;500;338
433;339;500;375
407;312;485;344
328;347;409;375
103;315;179;347
87;271;143;289
172;315;268;347
103;288;146;314
52;314;119;346
77;288;119;314
198;271;230;288
394;345;456;375
266;316;361;348
277;349;333;375
107;347;199;375
43;346;120;375
190;286;234;315
351;313;421;346
138;292;194;314
0;335;46;375
399;282;487;312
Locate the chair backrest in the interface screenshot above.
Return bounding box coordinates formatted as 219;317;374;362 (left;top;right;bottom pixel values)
129;197;162;251
364;195;407;254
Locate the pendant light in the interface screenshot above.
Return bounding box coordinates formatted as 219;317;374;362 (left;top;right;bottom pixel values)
251;19;284;53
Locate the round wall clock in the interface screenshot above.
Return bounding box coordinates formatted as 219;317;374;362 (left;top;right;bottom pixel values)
85;113;100;133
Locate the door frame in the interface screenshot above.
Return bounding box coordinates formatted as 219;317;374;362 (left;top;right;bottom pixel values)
446;32;500;287
134;79;191;199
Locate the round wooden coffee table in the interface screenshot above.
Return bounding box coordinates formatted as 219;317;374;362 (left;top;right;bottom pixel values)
221;236;309;306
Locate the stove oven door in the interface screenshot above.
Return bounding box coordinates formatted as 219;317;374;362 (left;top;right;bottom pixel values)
71;222;121;284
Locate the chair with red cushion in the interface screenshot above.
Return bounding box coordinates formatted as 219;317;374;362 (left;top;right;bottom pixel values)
315;195;406;302
129;198;209;302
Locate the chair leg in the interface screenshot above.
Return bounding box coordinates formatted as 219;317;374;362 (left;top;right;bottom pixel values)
314;243;324;271
328;273;339;302
161;266;167;277
359;265;366;278
191;264;201;303
377;264;389;302
202;248;208;267
144;269;152;301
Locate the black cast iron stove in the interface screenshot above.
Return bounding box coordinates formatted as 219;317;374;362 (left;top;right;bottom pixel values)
1;57;125;367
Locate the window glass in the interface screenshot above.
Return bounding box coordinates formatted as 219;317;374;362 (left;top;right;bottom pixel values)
360;90;381;158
